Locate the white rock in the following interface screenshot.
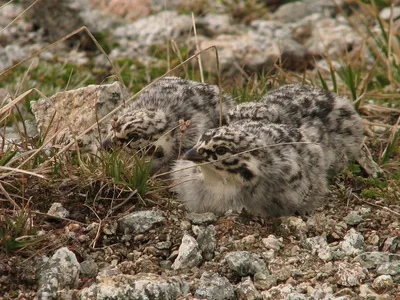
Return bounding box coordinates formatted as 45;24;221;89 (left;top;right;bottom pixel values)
172;234;202;270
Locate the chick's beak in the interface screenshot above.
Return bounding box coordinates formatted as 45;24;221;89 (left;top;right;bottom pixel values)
182;147;204;162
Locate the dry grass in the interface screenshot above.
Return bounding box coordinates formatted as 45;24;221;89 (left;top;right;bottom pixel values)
0;0;399;280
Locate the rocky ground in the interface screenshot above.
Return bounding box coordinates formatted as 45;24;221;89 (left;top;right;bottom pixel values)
1;0;400;299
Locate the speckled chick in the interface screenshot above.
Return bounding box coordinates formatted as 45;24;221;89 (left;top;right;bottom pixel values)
228;84;364;173
171;121;328;217
102;77;234;173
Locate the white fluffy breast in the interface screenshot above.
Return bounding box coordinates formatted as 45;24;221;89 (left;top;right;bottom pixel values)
171;160;246;215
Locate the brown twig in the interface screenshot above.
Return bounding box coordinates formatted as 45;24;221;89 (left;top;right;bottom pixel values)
352;193;400;216
84;204;102;249
0;182;21;209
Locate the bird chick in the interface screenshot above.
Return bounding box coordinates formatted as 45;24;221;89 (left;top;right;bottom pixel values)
171;121;328;217
228;84;364;172
102;77;234;173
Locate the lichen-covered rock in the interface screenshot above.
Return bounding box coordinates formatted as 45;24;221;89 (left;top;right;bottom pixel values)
261;284;297;299
194;271;235;300
341;228;365;256
376;261;400;276
224;251;268;276
253;273;277;291
353;252;400;269
305;236;332;261
47;202;70;218
36;247;80;299
31;82;129;153
118;210;165;234
80;260;98;277
194;225;216;261
335;262;367;287
372;275;394;291
187;212;217;225
80;273;189;300
236;276;262;300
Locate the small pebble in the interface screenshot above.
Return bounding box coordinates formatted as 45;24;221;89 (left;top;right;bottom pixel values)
262;235;283;251
254;273;277;290
344;212;363;226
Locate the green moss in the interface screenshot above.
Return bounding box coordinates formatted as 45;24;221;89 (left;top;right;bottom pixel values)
356;176;388;189
360;187;384;199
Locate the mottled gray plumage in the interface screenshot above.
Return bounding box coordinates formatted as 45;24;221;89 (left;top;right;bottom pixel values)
102;77;234;173
172;84;364;217
228;84;364;172
172;121;328;217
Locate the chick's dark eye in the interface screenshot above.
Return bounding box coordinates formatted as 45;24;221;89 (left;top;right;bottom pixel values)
215;146;229;156
127;132;140;141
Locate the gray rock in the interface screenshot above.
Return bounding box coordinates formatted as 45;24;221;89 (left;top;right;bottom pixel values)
236;276;262;300
196;225;216;261
172;234;202;270
36;247;80;299
225;251;268;276
195;271;235;300
262;249;276;262
250;20;292;40
379;6;400;21
159;260;173;270
195;21;308;76
118;210;165;234
341;228;365;256
275;267;291;282
31;82;129;153
199;13;238;36
22;0;117;40
82;273;189;299
113;11;191;48
382;236;400;253
305;236;332;261
335;262;367;287
261;284;297;299
272;0;338;23
180;220;192;231
376;261;400;275
344;212;364;226
307;283;336;299
281;216;308;233
155;241;172;250
253;272;277;290
372;275;394;291
304;18;362;58
0;44;28;72
80;260;98;277
262;235;283;251
187;212;217;225
353;252;400;269
47;202;69;218
285;293;311;300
